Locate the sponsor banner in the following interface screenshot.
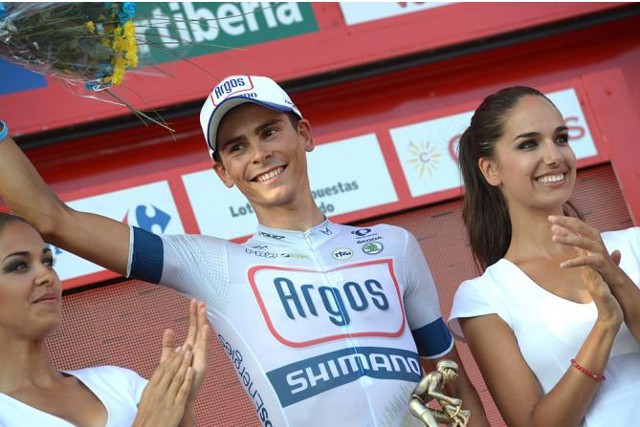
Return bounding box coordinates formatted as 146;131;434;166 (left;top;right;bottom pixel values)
182;133;398;239
135;2;318;65
267;346;421;407
181;169;257;240
52;182;184;281
306;134;398;216
339;2;451;26
1;3;618;136
390;111;470;198
390;88;597;198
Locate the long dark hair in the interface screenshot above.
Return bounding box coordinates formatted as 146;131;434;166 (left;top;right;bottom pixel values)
458;86;580;271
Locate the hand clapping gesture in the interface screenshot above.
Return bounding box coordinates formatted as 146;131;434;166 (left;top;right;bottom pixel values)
549;215;626;328
134;299;211;427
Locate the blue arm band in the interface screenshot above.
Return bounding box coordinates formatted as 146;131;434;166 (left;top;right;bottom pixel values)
130;226;164;284
0;121;7;142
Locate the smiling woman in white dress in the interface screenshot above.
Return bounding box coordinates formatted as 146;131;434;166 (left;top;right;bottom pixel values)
0;213;210;427
448;86;640;427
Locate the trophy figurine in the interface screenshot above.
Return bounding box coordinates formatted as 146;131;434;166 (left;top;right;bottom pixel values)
409;360;471;426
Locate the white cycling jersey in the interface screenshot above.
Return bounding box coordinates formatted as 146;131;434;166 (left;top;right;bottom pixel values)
128;219;453;426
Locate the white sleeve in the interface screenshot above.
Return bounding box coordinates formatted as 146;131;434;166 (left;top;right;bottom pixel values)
448;274;509;341
401;229;443;329
128;226;230;306
400;229;454;358
603;226;640;287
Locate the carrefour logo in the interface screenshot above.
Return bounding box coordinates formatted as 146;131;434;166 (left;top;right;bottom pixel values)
123;204;171;234
248;259;405;347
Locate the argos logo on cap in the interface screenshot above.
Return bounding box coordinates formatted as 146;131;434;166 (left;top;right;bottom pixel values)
212;76;254;104
248;259;406;348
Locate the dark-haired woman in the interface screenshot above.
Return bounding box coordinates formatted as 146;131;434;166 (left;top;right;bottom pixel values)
0;213;210;427
448;87;640;426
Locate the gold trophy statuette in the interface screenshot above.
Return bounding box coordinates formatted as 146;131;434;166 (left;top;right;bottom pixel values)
409;360;471;427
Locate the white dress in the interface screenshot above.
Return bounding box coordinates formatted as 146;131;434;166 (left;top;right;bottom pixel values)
0;366;147;427
449;227;640;426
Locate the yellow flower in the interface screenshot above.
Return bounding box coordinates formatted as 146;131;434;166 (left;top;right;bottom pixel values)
86;21;96;34
103;20;138;86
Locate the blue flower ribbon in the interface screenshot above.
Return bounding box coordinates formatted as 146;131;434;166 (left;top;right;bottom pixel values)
118;2;135;25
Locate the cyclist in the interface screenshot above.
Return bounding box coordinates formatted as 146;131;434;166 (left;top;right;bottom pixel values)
0;76;488;426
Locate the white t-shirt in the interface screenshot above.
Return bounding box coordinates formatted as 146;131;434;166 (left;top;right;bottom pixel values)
0;366;147;427
449;227;640;426
128;219;453;426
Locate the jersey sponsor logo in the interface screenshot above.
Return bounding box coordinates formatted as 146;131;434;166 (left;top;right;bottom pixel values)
246;248;278;258
331;247;353;260
351;228;372;237
218;333;274;426
259;231;286;240
319;226;333;235
280;253;311;259
356;236;382;244
362;242;383;255
266;346;421;407
246;246;310;259
248;259;406;347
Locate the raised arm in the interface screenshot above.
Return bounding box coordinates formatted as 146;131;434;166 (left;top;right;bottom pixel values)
0;135;130;274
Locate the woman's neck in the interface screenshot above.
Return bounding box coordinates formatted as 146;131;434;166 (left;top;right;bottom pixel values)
505;205;571;263
0;338;61;393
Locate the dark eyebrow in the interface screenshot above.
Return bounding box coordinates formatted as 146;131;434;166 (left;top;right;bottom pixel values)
2;247;51;262
218;134;246;153
218;118;285;152
3;251;28;262
255;118;285;134
514;126;569;141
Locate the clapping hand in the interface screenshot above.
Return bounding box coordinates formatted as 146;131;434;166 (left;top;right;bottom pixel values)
549;216;623;327
134;299;211;427
161;299;211;403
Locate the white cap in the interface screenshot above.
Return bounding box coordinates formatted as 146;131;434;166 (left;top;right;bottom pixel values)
199;75;303;158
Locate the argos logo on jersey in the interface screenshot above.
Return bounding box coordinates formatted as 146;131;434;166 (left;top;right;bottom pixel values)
248;259;406;347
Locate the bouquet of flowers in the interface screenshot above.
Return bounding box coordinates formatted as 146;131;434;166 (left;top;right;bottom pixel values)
0;2;137;91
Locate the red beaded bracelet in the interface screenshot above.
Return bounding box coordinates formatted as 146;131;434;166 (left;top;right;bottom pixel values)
570;358;606;382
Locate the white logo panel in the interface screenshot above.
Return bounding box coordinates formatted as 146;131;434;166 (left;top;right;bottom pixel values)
249;260;405;347
340;2;452;26
307;133;398;216
55;182;183;281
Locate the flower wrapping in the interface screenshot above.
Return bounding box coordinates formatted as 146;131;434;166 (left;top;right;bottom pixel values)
0;2;138;91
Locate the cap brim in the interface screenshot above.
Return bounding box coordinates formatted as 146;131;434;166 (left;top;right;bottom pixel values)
207;98;299;155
